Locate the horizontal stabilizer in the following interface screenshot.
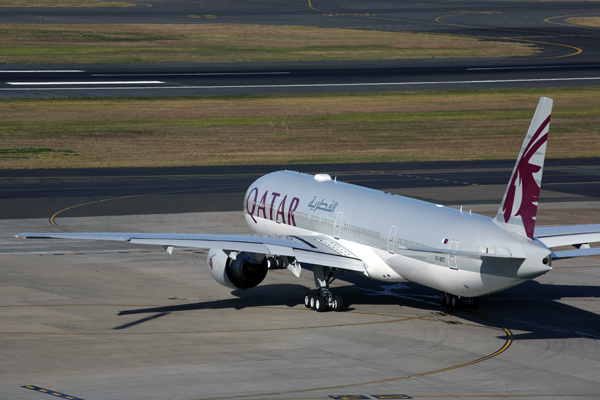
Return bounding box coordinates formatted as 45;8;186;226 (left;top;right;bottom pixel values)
535;224;600;248
552;248;600;260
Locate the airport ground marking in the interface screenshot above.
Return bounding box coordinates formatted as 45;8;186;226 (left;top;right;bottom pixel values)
48;184;244;232
7;81;164;86
92;72;290;77
379;171;483;187
0;70;84;73
545;13;600;31
22;386;85;400
434;13;584;59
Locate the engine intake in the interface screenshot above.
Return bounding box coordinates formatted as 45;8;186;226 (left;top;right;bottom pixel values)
208;248;268;290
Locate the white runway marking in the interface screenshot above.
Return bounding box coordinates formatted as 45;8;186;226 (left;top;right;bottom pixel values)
7;81;165;86
92;72;291;77
468;64;600;71
0;70;84;73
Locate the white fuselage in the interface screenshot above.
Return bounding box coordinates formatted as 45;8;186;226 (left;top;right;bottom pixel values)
243;171;552;297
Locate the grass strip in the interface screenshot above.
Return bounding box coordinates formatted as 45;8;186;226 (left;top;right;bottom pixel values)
0;23;539;64
1;87;598;169
566;17;600;28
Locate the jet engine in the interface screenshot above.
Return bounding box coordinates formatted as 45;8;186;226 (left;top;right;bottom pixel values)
208;248;268;290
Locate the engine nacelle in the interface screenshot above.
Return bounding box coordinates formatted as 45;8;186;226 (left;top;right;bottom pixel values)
208;248;268;290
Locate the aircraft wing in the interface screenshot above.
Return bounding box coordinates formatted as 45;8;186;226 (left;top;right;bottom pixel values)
534;224;600;260
15;232;367;274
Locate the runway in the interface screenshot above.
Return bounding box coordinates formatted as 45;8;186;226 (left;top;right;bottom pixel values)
2;60;600;98
1;0;599;97
1;161;600;400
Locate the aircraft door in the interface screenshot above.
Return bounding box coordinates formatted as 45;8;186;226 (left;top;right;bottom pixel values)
448;240;459;269
388;225;398;254
334;212;343;239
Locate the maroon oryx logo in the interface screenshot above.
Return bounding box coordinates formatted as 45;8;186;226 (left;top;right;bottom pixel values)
502;115;551;239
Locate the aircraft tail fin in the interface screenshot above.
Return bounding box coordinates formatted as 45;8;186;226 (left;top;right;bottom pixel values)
494;97;553;239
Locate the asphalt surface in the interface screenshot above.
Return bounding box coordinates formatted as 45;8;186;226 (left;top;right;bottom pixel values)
1;0;599;97
3;158;600;220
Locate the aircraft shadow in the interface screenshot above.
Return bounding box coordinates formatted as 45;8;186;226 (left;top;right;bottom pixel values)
118;283;310;316
117;275;599;341
326;272;600;341
462;280;600;341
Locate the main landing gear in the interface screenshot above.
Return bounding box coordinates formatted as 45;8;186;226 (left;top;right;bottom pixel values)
304;265;346;312
439;291;480;309
304;289;344;312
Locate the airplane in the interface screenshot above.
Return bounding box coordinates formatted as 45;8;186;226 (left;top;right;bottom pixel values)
16;97;600;311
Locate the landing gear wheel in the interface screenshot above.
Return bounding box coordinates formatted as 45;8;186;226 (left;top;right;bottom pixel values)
305;289;346;312
304;292;312;309
333;294;345;312
315;295;327;312
439;292;447;305
466;297;480;309
309;294;316;310
451;295;458;309
445;293;452;306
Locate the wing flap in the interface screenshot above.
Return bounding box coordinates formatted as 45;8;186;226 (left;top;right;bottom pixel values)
293;249;366;273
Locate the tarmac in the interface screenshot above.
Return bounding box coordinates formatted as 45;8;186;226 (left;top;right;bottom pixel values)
1;189;599;400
